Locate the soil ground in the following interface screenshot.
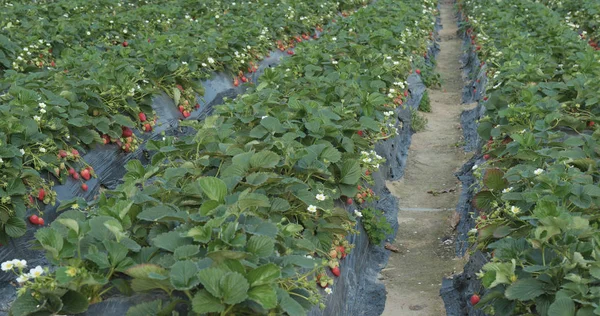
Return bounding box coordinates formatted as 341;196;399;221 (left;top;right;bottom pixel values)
381;1;473;315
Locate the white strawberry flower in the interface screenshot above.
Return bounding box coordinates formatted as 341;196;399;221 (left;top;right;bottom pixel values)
33;115;41;121
0;158;3;163
12;259;27;269
123;29;128;34
181;61;188;65
502;187;513;193
332;37;337;41
307;205;317;213
20;149;25;155
533;168;544;175
40;109;46;114
29;266;44;278
1;261;15;271
354;210;363;218
39;148;46;153
316;194;326;201
389;88;396;93
207;57;215;64
201;63;207;67
510;206;521;214
332;60;338;65
16;274;30;283
38;102;46;108
325;288;333;294
393;61;399;65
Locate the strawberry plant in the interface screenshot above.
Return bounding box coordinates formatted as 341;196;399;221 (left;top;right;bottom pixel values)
4;0;439;314
359;208;393;246
459;0;600;314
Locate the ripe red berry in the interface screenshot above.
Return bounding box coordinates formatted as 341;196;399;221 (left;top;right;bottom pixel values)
122;41;128;47
241;76;248;83
470;294;480;305
483;154;490;160
287;50;294;55
71;149;79;157
588;121;595;127
182;110;191;118
365;170;371;176
144;123;152;132
29;215;39;225
357;130;364;136
233;78;239;87
80;169;91;181
415;69;421;75
331;266;341;277
73;173;79;180
138;112;147;122
37;189;45;201
81;183;88;191
346;198;353;205
59;150;67;158
122;126;133;137
37;218;45;226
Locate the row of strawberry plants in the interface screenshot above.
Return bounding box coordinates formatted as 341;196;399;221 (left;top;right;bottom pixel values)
4;0;438;315
0;0;369;243
536;0;600;46
458;0;600;315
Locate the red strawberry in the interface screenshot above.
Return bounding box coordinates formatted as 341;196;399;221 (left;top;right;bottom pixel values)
588;121;595;127
122;126;133;138
241;76;248;83
37;189;45;201
80;169;91;181
346;198;353;205
123;143;131;152
51;60;56;67
81;183;88;191
415;69;421;75
331;267;341;277
122;41;128;47
29;195;34;205
102;134;110;144
336;246;345;255
182;110;191;118
71;149;79;157
365;170;371;176
37;218;44;226
144;123;152;132
138;112;147;122
59;150;67;158
357;130;364;136
68;168;76;175
176;84;184;92
29;215;39;225
287;50;294;55
404;90;409;97
73;173;80;180
233;78;239;87
483;96;488;101
483;154;490;160
470;294;480;305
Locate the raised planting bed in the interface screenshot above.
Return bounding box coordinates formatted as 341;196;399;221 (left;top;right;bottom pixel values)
442;0;600;315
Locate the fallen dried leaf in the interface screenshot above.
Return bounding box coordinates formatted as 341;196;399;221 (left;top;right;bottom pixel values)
385;243;400;253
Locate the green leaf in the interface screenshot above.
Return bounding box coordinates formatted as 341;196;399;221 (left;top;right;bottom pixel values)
321;146;341;163
126;300;161;316
484;168;508;191
493;226;513;238
246;263;281;287
5;216;27;237
137;205;185;222
278;290;306;316
198;267;227;298
220;272;250;305
173;245;199;260
125;264;168;279
340;159;361;184
250;151;280;169
548;297;575;316
152;231;192;252
169;260;200;290
192;289;225;314
10;289;43;316
583;184;600;197
248;284;277;309
59;290;89;314
198;177;228;202
247;235;274;257
504;278;545;300
473;190;495;211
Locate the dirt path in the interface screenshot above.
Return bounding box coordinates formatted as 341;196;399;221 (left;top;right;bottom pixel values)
381;1;470;315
